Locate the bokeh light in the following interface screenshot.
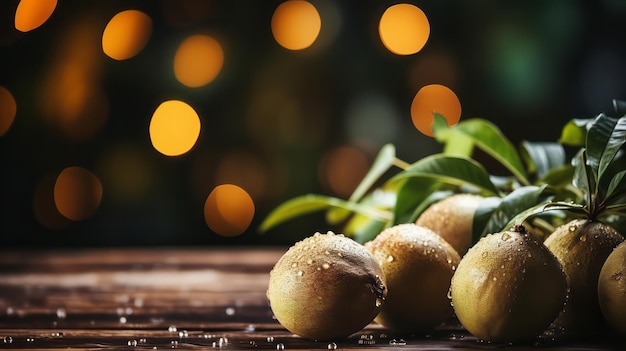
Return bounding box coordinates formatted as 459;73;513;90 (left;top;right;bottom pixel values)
0;86;17;136
204;184;255;237
318;145;369;198
102;10;152;60
14;0;57;32
33;174;71;230
379;3;429;55
174;34;224;88
214;151;270;200
54;167;103;221
39;15;108;143
271;0;321;50
149;100;202;156
411;84;462;137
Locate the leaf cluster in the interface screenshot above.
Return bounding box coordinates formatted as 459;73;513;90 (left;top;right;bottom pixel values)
260;101;626;244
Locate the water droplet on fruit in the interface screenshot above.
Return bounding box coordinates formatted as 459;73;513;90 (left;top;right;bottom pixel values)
321;263;330;270
296;271;304;276
327;342;337;350
501;232;511;241
276;342;285;350
386;255;394;262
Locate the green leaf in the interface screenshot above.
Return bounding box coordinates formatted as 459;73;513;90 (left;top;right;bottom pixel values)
349;143;396;203
389;154;500;196
393;179;453;224
520;141;566;179
326;144;397;224
559;119;591;146
259;194;391;233
437;118;529;185
472;197;502;244
613;99;626;116
539;164;575;189
586;114;626;182
345;214;388;244
480;185;549;237
605;170;626;205
433;113;474;157
572;148;595;209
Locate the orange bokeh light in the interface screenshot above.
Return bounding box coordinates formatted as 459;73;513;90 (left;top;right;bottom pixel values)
204;184;255;237
33;174;71;230
102;10;152;60
149;100;202;156
0;86;17;136
411;84;462;137
271;0;321;50
174;34;224;88
319;145;370;198
39;16;108;143
379;3;430;55
14;0;57;32
54;166;103;221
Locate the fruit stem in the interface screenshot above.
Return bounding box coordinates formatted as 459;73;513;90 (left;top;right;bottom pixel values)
392;157;411;170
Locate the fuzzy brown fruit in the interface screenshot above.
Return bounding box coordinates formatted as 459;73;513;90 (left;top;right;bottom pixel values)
416;193;484;256
544;219;624;337
598;241;626;335
450;226;567;343
364;223;460;333
267;231;387;340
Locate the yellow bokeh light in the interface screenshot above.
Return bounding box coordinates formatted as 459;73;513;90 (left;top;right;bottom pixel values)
0;86;17;136
102;10;152;60
149;100;202;156
411;84;462;137
271;0;321;50
54;166;103;221
174;34;224;88
14;0;57;32
204;184;255;237
379;3;430;55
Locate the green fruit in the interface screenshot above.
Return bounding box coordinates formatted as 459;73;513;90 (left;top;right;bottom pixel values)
416;194;484;256
267;231;387;340
544;219;624;337
365;223;460;333
450;226;567;343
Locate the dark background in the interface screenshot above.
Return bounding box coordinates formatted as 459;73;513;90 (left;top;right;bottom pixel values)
1;0;626;247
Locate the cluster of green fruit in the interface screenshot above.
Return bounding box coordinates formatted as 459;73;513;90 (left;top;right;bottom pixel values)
263;101;626;343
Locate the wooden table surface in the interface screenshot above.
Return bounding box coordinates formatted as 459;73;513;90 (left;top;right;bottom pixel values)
0;248;622;350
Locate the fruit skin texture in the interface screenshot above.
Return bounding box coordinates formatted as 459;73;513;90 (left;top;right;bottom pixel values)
598;241;626;335
267;231;387;340
364;223;460;333
544;219;624;337
450;227;567;343
416;194;483;256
